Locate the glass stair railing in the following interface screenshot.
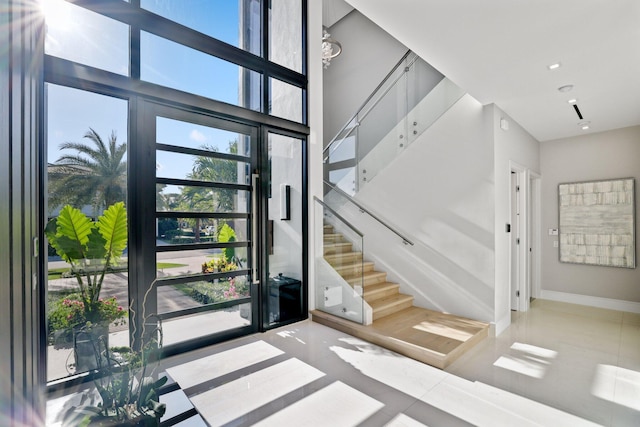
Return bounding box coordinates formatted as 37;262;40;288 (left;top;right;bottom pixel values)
317;50;465;325
314;197;367;324
324;51;465;196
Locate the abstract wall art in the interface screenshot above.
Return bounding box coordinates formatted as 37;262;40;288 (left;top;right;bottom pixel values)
559;178;636;268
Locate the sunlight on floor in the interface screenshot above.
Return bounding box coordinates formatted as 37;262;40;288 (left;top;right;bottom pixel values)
412;321;473;342
190;357;325;425
253;381;383;427
386;413;430;427
493;342;557;379
592;364;640;411
166;340;284;389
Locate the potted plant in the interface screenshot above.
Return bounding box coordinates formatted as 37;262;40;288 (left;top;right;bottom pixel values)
45;202;128;371
60;295;167;426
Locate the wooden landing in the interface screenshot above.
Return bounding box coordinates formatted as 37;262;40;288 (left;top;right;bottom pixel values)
311;306;490;369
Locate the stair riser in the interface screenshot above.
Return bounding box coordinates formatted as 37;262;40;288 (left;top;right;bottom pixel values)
372;298;413;321
323;244;353;255
348;273;387;287
324;253;363;266
323;235;346;243
364;286;400;303
334;263;375;277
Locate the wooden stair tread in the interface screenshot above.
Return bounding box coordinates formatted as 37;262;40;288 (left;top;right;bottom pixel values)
333;261;375;274
324;252;363;266
311;307;490;369
368;293;413;309
342;270;387;285
363;281;400;299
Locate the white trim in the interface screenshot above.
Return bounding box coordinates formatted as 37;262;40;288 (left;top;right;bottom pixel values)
509;161;529;312
528;171;542;299
540;290;640;313
493;313;512;336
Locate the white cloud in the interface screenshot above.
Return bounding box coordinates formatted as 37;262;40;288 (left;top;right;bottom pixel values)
190;129;207;143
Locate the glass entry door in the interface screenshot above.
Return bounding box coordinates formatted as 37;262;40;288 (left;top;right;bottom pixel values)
135;102;260;350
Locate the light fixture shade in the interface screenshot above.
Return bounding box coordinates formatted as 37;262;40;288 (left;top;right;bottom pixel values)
322;27;342;69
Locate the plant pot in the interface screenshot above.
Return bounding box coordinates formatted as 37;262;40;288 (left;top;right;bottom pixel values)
73;324;109;372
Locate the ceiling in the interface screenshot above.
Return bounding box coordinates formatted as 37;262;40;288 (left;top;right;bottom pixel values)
327;0;640;142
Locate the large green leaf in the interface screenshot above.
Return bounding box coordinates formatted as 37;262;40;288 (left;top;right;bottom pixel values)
218;223;236;261
97;202;128;264
86;228;107;260
52;205;93;261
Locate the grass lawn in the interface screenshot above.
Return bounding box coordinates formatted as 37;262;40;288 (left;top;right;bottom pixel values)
47;263;186;281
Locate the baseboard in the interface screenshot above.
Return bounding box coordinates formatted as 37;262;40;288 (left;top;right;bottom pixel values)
540;290;640;314
493;313;511;336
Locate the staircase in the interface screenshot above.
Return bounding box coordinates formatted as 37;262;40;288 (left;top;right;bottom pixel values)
323;224;414;321
313;224;490;369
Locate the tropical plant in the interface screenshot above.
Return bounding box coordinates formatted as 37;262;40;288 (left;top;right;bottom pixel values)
60;286;167;426
45;202;128;330
217;223;237;262
48;294;126;345
48;128;127;215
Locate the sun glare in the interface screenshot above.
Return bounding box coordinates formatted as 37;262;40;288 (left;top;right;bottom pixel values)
39;0;72;31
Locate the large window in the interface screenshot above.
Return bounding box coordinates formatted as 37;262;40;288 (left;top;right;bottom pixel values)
45;84;129;381
42;0;308;392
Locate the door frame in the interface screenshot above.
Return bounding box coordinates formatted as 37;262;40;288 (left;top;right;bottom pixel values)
134;99;262;354
509;162;529;312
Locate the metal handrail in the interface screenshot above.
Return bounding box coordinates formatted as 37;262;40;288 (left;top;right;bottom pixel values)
323;180;414;246
314;196;364;238
323;50;415;158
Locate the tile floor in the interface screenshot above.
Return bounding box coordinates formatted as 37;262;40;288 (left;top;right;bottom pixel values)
157;299;640;427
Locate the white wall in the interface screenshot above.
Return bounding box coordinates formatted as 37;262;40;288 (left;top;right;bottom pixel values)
492;105;540;332
308;0;324;311
540;126;640;305
335;94;496;323
323;10;407;145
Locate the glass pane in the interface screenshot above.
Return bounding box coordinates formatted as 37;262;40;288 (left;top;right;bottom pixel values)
269;0;302;73
157;219;248;245
269;78;303;123
46;84;129;381
157;151;250;184
161;304;252;347
158;276;250;315
266;133;303;324
141;32;261;110
156;184;249;214
141;0;261;56
42;0;129;75
157;117;251;154
157;248;248;279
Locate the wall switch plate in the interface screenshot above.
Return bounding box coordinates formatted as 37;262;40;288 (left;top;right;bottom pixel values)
548;228;558;236
553;240;559;248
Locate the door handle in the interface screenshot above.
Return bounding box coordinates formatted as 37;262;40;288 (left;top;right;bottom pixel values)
251;173;260;285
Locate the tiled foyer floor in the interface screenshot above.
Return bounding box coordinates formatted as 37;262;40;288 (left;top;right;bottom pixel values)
159;299;640;426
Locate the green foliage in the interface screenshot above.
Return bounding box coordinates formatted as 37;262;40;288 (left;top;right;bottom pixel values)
48;128;127;214
60;288;167;426
48;293;126;343
189;278;249;305
45;203;128;327
217;223;237;261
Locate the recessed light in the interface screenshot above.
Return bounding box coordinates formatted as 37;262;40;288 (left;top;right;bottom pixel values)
578;121;590;130
558;84;574;93
567;99;577;104
548;63;561;70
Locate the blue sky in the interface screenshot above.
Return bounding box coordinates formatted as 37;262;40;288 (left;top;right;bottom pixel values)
44;0;249;197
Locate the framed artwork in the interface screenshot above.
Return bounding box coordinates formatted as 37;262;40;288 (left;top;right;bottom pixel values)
559;178;635;268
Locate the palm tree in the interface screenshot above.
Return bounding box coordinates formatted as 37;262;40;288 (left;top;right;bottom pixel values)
48;128;127;214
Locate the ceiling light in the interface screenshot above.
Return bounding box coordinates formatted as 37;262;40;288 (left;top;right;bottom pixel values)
322;27;342;69
558;85;574;93
567;99;577;104
548;63;561;70
578;121;591;130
